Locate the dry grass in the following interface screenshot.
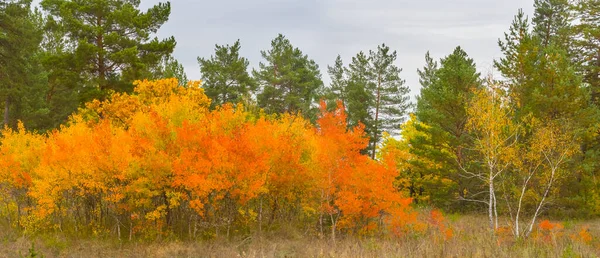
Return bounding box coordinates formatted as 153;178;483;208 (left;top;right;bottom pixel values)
1;215;599;258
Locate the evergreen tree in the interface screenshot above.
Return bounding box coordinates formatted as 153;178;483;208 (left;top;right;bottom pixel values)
40;0;176;95
254;34;323;120
497;9;587;121
532;0;572;49
0;0;46;129
496;8;594;217
369;44;411;158
573;0;600;103
327;46;411;158
344;51;373;140
198;40;256;108
40;20;85;129
417;51;438;89
495;9;539;116
413;46;482;210
155;55;188;86
324;55;346;110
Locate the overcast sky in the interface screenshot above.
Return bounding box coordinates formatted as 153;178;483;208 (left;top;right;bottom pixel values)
35;0;536;100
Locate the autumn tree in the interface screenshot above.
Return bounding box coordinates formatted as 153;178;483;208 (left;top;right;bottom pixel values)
0;122;45;227
465;80;519;230
24;79;210;238
463;80;580;238
313;100;367;240
0;77;422;240
496;7;594;217
314;100;415;240
496;117;579;238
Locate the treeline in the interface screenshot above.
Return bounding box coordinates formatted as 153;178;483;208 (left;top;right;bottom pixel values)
1;0;412;157
1;0;600;240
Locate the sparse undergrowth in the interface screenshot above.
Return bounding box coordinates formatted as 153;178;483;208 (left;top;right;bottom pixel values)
1;215;598;258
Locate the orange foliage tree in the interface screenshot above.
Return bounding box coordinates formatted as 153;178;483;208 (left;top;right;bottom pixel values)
313;100;416;240
0;79;417;240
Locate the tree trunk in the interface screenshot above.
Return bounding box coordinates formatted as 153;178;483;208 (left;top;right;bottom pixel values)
526;166;557;237
117;217;121;240
129;220;133;241
493;190;498;229
193;215;198;239
371;74;381;159
4;96;9;126
96;14;107;90
330;214;336;243
269;197;278;226
188;214;192;239
488;177;494;230
319;212;324;237
258;196;263;237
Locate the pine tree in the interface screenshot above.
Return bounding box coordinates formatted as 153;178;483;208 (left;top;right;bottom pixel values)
0;0;46;128
40;17;85;129
329;46;411;158
254;34;323;120
573;0;600;103
496;7;595;218
416;46;481;158
495;10;539;116
40;0;175;94
413;46;482;209
417;51;438;89
324;55;346;110
155;55;188;87
532;0;572;49
344;51;373;142
369;44;411;159
198;40;256;108
497;9;587;120
530;1;586;120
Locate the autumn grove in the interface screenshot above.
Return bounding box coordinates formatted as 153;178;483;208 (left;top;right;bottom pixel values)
1;0;600;257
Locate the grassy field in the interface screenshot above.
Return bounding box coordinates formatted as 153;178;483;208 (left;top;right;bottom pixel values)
1;215;599;258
